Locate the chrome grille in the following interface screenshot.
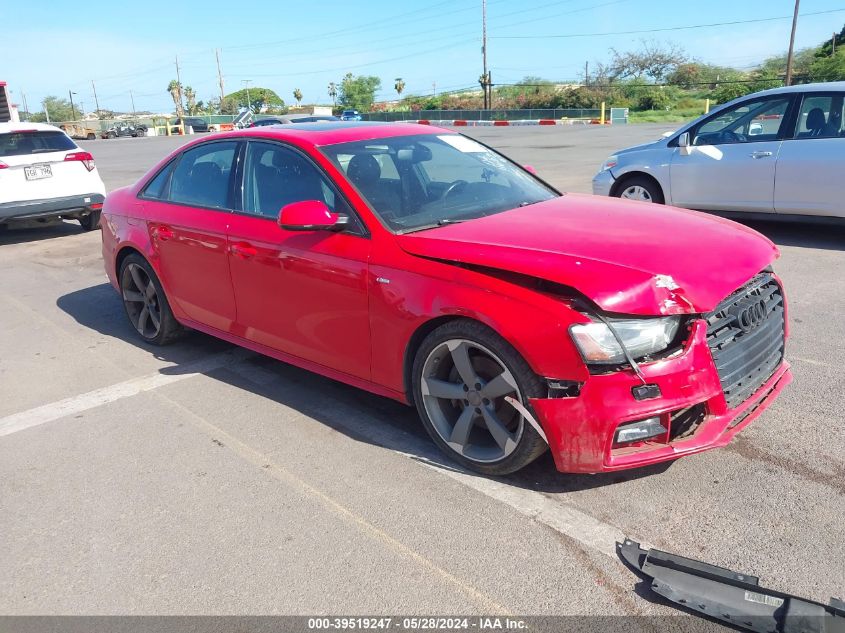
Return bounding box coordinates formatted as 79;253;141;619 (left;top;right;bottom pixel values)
705;273;785;409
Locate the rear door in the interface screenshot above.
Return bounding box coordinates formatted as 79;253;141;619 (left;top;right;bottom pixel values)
774;91;845;217
669;95;793;213
0;129;98;203
139;140;239;332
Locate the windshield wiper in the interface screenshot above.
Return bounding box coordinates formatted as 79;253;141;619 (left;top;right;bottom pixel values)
398;218;469;234
436;219;466;226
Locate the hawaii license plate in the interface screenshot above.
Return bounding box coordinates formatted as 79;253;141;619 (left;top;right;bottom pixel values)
24;164;53;180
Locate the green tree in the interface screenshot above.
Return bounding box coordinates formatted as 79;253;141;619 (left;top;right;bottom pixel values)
816;25;845;58
293;88;303;106
328;82;338;106
167;79;185;117
394;77;405;98
27;96;78;122
609;41;688;82
339;73;381;112
224;87;284;114
184;86;197;115
810;49;845;81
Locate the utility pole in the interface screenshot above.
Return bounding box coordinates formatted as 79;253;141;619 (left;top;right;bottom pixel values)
91;80;101;118
43;99;51;123
215;49;225;104
175;54;184;116
130;90;137;119
585;61;589;86
432;81;436;97
833;32;837;54
68;90;77;121
21;92;29;121
482;0;488;109
242;79;252;112
784;0;800;86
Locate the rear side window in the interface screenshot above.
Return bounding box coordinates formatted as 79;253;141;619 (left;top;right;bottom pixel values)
168;141;238;209
793;93;844;139
0;131;76;157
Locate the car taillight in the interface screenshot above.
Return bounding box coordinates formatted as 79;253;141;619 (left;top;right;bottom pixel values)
65;151;95;172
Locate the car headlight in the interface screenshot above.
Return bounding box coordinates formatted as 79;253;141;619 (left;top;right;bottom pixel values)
570;316;681;364
601;155;619;171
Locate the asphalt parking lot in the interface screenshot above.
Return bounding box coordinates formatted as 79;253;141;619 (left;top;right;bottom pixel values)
1;124;843;619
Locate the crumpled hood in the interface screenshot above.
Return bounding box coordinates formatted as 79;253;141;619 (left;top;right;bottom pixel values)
396;194;779;315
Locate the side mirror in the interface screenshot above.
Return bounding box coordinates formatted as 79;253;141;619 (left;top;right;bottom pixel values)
678;132;692;156
278;200;348;232
523;164;538;175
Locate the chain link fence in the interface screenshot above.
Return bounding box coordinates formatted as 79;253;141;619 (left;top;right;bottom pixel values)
363;108;601;121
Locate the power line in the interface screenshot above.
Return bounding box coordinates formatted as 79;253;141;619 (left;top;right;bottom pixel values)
491;7;845;38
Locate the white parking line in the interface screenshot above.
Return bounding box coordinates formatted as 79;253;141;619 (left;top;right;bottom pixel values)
0;349;252;438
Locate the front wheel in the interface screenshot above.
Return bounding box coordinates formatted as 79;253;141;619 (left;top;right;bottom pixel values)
613;176;664;204
119;254;184;345
412;320;548;475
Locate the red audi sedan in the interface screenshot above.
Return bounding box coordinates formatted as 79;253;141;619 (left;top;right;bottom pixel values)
101;122;791;475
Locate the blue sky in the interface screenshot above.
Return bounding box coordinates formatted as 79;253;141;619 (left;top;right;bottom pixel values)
6;0;844;114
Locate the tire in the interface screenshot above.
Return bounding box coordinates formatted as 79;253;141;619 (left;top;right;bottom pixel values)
86;133;95;140
107;132;116;139
78;210;101;231
613;175;664;204
412;320;548;475
119;254;184;345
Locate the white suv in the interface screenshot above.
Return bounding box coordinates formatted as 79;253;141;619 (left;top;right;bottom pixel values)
0;122;106;231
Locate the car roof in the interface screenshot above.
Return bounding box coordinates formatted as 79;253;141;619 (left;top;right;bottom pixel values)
0;122;68;134
756;81;845;96
214;121;448;146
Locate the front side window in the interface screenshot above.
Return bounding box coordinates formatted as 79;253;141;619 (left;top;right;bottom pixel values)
241;141;353;222
168;141;237;209
321;134;557;233
693;97;790;145
793;93;844;139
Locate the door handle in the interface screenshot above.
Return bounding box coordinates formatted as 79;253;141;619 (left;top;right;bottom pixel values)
155;225;174;241
750;151;773;159
230;242;257;258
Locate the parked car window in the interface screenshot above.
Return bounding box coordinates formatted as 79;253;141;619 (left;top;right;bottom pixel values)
793;94;844;139
169;141;237;209
0;131;76;156
141;161;175;200
693;97;790;145
241;141;354;223
321;134;557;232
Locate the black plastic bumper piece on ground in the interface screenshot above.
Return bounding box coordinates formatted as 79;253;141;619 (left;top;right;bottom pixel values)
618;539;845;633
0;193;105;222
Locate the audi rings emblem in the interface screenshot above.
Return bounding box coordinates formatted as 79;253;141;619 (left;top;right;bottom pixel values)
734;299;768;333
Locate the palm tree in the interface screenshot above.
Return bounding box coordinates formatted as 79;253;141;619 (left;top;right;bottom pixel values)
167;79;184;118
293;88;303;107
184;86;197;115
328;82;337;106
394;77;405;99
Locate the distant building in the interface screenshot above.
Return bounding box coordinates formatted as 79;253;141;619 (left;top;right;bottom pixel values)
0;82;20;123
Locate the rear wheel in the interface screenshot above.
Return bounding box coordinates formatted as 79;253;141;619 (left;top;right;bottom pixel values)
79;210;101;231
412;320;547;475
119;254;184;345
613;175;664;204
86;133;96;140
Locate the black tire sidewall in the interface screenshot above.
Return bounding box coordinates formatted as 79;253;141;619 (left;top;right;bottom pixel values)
79;210;101;231
411;320;548;476
118;254;182;346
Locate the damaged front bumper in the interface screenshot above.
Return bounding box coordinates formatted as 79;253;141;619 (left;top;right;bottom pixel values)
618;539;845;633
529;320;792;473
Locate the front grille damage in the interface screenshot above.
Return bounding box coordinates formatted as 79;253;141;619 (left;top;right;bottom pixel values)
705;273;785;409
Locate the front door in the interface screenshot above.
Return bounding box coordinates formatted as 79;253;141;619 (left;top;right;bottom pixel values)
141;140;239;332
775;92;845;217
670;95;793;213
226;140;372;380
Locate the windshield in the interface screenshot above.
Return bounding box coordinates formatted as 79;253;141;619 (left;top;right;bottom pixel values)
0;131;76;157
321;134;558;232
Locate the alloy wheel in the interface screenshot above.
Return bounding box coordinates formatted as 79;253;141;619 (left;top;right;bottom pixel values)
620;185;653;202
121;263;162;339
420;339;524;463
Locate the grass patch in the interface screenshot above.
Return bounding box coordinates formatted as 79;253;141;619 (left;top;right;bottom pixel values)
628;107;705;124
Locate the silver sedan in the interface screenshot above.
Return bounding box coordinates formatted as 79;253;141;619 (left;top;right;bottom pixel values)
593;82;844;220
